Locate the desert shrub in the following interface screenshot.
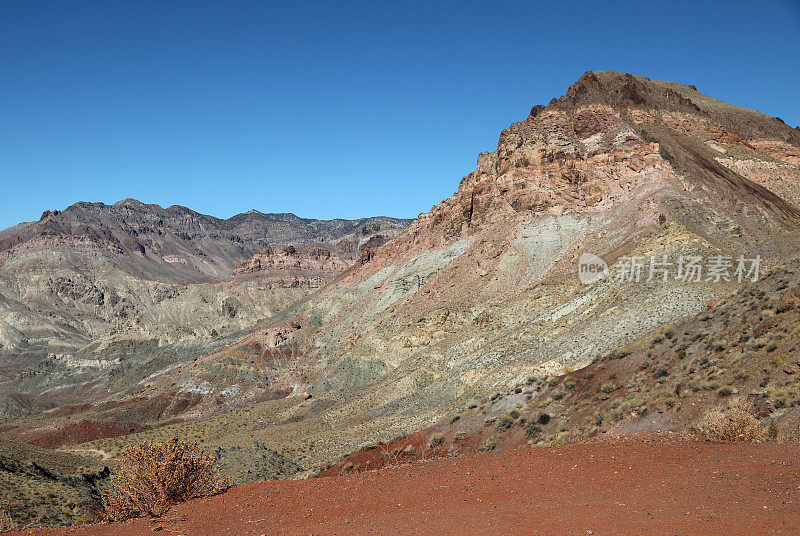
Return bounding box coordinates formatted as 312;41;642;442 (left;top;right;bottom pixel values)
536;412;551;425
718;386;733;397
102;437;227;521
428;433;444;448
653;368;669;379
564;378;576;390
600;382;617;394
525;421;542;438
694;400;764;442
550;430;572;446
610;348;630;360
0;509;15;532
496;415;514;432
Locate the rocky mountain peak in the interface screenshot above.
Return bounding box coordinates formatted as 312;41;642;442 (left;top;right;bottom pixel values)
367;71;800;260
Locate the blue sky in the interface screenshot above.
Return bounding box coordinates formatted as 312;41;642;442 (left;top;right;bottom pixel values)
1;1;799;229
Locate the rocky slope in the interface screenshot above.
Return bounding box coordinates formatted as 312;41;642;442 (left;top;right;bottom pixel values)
2;71;800;527
231;245;351;288
0;441;106;527
323;257;800;474
0;201;410;415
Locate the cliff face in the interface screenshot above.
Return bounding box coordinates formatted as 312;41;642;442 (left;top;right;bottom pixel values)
232;245;350;288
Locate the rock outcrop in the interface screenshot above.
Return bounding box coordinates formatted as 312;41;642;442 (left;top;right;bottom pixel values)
232;245;350;288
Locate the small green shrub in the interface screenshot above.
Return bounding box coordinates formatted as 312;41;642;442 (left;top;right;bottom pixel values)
653;368;669;379
600;382;617;394
536;412;551;425
525;421;542;438
594;413;604;426
496;415;514;432
428;433;444;448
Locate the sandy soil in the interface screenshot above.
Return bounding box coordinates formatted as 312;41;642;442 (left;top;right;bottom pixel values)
12;436;800;536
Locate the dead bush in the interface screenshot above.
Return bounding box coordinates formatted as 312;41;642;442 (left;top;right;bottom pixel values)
694;400;764;442
102;437;227;521
428;433;444;449
0;508;15;532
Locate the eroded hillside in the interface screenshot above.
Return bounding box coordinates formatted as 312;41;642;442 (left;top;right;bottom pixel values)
0;201;410;417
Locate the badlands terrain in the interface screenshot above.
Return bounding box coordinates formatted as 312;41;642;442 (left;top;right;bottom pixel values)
1;70;800;531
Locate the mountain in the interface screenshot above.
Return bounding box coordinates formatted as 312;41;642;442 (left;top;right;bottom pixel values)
1;71;800;527
103;70;798;469
0;200;410;416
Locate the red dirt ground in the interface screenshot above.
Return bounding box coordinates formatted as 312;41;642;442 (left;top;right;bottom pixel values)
11;436;800;536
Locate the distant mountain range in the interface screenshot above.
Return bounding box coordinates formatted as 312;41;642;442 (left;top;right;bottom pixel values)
0;199;410;364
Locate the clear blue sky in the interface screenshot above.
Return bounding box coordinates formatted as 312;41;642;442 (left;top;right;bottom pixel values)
1;1;799;229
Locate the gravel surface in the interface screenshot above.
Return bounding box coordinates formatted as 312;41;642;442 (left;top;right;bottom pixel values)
13;436;800;536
